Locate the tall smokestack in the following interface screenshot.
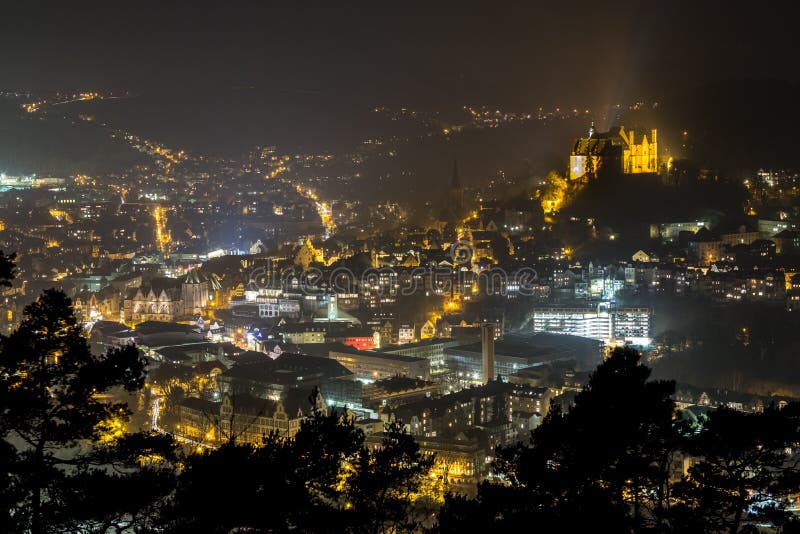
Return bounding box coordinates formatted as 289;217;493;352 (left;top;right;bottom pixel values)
481;323;495;384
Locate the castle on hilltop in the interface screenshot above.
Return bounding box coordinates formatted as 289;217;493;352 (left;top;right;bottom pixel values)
569;125;659;179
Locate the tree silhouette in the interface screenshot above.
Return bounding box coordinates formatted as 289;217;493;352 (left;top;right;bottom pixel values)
438;347;680;532
164;439;267;533
671;405;800;533
0;289;149;532
56;431;180;532
164;403;436;534
0;438;23;532
0;251;15;287
347;421;435;534
435;349;800;533
164;406;364;533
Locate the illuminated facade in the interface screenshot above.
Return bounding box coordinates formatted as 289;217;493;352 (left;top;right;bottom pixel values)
124;284;182;324
73;287;122;322
532;305;613;339
181;269;210;316
327;347;431;381
178;390;326;447
532;304;651;345
219;393;314;444
122;273;214;324
378;338;461;372
650;221;709;242
569;125;659;179
365;432;487;497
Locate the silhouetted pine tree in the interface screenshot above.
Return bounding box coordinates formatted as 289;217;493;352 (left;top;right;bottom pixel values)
437;347;680;532
0;289;172;533
670;405;800;533
347;421;435;534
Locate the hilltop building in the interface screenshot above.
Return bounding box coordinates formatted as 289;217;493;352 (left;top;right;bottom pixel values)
569;125;659;179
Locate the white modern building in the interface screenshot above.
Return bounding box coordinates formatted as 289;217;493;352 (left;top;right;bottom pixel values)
532;303;651;346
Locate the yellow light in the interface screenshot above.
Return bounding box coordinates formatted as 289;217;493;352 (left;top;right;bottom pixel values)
152;205;171;254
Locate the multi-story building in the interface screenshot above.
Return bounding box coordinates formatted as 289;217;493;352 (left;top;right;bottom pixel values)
698;270;784;302
378;338;462;372
532;304;614;340
177;389;325;447
787;274;800;311
611;308;652;345
532;304;651;345
219;390;323;444
364;432;487;498
771;230;800;254
327;347;430;382
361;376;440;410
73;286;123;322
649;221;710;242
758;218;797;239
282;323;329;344
217;352;362;408
444;332;603;384
230;289;302;319
392;380;551;452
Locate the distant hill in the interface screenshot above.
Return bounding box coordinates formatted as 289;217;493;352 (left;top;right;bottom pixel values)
0;100;146;175
2;79;798;193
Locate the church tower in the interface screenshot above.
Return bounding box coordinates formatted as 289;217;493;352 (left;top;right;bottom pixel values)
448;160;463;213
182;269;209;316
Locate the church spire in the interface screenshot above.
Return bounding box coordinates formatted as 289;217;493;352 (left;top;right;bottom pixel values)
451;159;461;188
447;159;464;217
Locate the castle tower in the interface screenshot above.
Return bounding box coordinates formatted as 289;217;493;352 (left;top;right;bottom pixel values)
650;129;658;171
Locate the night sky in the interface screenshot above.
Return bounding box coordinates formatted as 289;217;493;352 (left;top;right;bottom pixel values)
2;2;798;108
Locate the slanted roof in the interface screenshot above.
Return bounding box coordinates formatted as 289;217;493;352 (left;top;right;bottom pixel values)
690;227;718;243
274;352;353;378
773;229;800;239
135;321;200;336
370;375;436;393
178;397;221;413
232;350;273;365
281;387;321;417
223;394;280;417
184;268;208;284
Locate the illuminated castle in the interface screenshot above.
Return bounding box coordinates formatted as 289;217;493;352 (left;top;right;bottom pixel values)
569;124;659;179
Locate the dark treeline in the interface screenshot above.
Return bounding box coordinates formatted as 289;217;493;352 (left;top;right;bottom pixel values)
3;252;800;533
439;349;800;533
